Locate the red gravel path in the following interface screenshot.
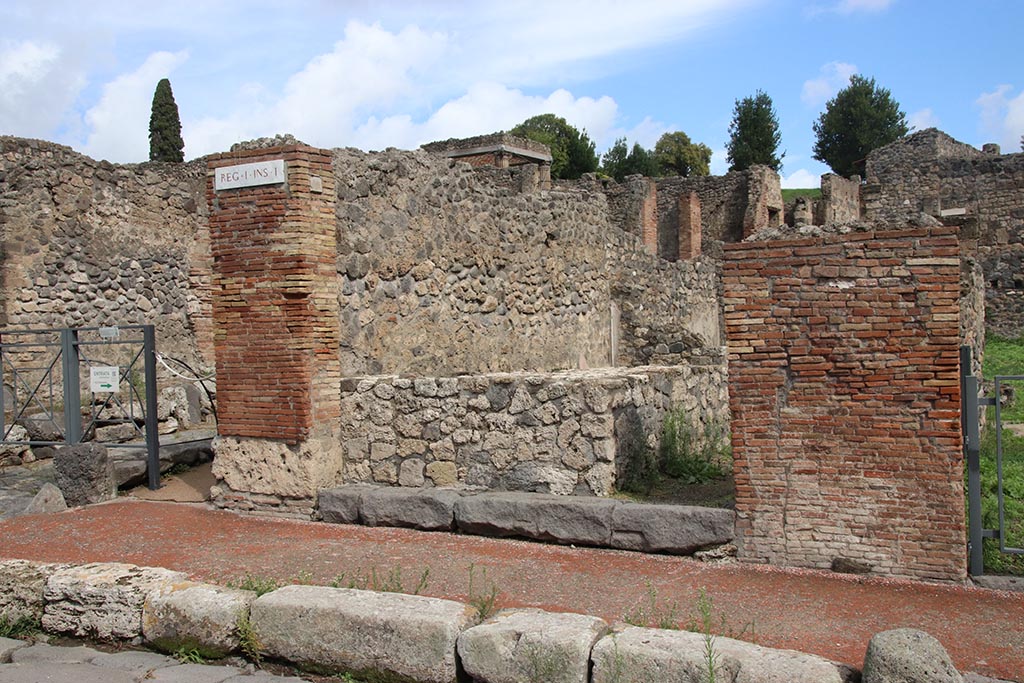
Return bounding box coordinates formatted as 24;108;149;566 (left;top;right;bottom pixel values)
2;499;1021;680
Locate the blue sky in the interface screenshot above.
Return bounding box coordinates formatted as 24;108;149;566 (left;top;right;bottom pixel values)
2;0;1022;187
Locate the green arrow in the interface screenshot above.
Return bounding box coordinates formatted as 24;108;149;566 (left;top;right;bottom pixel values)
100;383;112;389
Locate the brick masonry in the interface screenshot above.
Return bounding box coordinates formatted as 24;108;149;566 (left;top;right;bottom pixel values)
677;192;701;261
723;226;966;582
207;145;341;443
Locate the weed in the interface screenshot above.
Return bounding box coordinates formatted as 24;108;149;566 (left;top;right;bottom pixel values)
227;573;280;597
329;567;430;595
467;563;499;620
521;641;565;682
659;414;729;485
173;645;207;664
235;611;262;666
623;582;679;629
0;613;41;639
693;589;720;683
599;636;627;683
292;570;314;585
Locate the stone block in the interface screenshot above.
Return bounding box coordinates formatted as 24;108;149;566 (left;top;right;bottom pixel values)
54;443;116;506
458;608;608;683
590;626;843;683
361;487;463;531
143;581;257;658
0;637;26;664
317;485;376;524
251;585;477;682
610;503;735;554
455;492;616;547
0;559;65;622
21;483;67;516
43;562;187;639
862;628;963;683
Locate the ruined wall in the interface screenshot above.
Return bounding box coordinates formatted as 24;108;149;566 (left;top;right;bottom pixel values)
863;129;1024;338
338;364;728;496
334;149;721;376
815;174;861;225
0;137;212;365
724;227;966;582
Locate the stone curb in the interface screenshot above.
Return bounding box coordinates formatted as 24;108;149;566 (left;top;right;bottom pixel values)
317;485;736;555
0;558;972;683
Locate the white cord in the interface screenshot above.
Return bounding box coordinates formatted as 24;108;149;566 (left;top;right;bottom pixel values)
155;352;216;382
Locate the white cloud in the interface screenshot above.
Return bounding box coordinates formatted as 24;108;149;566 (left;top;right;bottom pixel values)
801;61;857;107
0;39;86;137
908;108;939;132
82;50;188;162
976;84;1024;150
782;168;820;189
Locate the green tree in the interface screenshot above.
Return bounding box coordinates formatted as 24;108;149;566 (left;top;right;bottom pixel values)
653;131;711;177
149;78;184;162
510;113;598;179
600;138;658;181
812;74;907;177
726;90;783;172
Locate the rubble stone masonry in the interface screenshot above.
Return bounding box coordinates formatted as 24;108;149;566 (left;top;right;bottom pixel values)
723;226;966;581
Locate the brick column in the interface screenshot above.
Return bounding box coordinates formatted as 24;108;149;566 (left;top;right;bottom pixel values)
677;191;701;260
206;145;342;516
640;179;657;255
723;227;965;581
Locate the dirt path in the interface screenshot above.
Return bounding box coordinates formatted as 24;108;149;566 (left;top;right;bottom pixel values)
1;500;1022;681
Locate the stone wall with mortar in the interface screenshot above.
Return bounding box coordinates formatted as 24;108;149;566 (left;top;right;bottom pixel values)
863;128;1024;338
0;137;212;365
815;173;862;225
724;226;966;582
338;364;728;497
334;148;722;376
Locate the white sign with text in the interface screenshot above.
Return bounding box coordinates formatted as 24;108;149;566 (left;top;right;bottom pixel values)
214;159;286;191
90;366;121;393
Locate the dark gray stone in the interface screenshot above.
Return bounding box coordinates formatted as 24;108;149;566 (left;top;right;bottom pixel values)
609;503;734;554
361;487;463;530
0;662;136;683
53;444;115;506
862;629;963;683
317;485;377;523
455;492;616;547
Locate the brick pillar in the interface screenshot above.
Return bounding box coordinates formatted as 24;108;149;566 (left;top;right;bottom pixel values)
677;191;701;260
206;145;342;515
640;179;657;255
539;163;552;191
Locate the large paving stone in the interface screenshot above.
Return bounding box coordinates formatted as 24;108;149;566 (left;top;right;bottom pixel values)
251;584;477;683
143;581;257;658
609;503;734;554
0;662;137;683
862;628;963;683
0;559;66;622
590;626;843;683
360;487;463;530
0;638;25;664
317;485;377;523
90;649;177;674
9;643;100;664
43;562;187;639
146;662;242;682
455;492;617;546
458;608;608;683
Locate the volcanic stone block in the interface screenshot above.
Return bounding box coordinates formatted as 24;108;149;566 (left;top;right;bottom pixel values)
862;629;963;683
143;581;257;658
609;503;734;554
360;487;463;530
317;485;377;524
54;443;116;506
455;492;616;547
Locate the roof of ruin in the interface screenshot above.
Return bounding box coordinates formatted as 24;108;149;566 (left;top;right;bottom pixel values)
421;133;553;163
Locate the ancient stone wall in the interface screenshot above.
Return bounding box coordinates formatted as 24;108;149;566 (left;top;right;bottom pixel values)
0;137;212;365
863;129;1024;338
334;148;721;376
724;226;966;582
338;364;728;497
815;174;861;225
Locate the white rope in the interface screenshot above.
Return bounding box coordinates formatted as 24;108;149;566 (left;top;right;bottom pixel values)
155;352;216;382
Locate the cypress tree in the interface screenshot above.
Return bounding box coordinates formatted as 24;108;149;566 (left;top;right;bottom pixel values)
149;78;184;162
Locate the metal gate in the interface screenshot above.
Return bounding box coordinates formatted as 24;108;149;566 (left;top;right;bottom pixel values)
962;345;1024;575
0;324;160;490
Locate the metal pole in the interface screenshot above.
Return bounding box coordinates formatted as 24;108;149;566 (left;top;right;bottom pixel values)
962;346;984;576
61;329;82;444
143;325;161;490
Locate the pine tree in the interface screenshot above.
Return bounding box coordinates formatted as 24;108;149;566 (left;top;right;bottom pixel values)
726;90;783;172
149;78;184;162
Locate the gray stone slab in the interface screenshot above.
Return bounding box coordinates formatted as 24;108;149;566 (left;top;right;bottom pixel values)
10;643;100;664
862;628;963;683
90;649;177;673
609;503;735;554
455;492;617;546
458;608;608;683
0;662;137;683
43;562;187;640
252;584;476;683
223;672;308;683
143;581;256;658
21;483;67;515
0;638;26;664
146;662;243;682
590;626;843;683
317;485;377;523
361;487;463;530
972;575;1024;593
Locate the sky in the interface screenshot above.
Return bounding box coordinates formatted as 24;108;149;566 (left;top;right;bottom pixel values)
2;0;1022;188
